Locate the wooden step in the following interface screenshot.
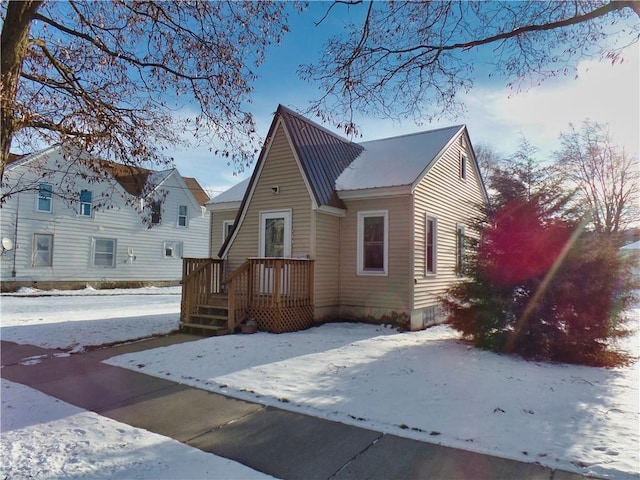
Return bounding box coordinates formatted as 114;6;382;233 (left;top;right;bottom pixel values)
188;314;227;328
194;304;228;316
190;313;227;322
180;322;228;336
207;294;228;307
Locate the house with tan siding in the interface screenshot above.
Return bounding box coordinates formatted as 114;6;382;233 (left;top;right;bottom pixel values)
182;105;488;334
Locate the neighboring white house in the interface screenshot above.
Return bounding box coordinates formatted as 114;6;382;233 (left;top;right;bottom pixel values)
0;145;210;291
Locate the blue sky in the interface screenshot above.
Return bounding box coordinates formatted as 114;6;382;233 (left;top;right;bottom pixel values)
167;3;640;197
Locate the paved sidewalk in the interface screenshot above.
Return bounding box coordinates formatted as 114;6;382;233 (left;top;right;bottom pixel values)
1;335;591;480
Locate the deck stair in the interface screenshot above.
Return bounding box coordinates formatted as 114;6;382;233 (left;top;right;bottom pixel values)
180;293;230;336
181;257;315;336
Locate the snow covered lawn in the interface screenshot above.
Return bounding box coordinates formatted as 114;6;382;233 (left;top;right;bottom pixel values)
0;286;181;351
107;320;640;480
2;288;639;479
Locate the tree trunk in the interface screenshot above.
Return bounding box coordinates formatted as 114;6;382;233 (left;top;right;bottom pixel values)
1;0;42;178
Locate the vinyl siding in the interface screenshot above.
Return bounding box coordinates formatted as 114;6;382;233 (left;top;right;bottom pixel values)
338;195;412;317
314;211;340;317
226;124;312;272
1;152;209;285
209;209;238;258
412;134;485;310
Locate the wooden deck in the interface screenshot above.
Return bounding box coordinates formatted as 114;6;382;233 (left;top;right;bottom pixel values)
180;258;314;335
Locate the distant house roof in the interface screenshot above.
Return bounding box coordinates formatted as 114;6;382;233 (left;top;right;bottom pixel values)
7;145;208;206
335;125;464;191
6;152;26;165
183;177;210;206
208;177;250;206
100;160;155;197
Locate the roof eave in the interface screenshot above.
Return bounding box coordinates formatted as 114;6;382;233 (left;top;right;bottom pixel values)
207;201;241;212
337;184;412;200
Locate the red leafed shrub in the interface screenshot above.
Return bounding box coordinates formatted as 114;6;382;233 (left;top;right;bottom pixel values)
443;188;637;367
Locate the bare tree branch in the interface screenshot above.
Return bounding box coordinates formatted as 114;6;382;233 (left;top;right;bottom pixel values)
303;1;639;135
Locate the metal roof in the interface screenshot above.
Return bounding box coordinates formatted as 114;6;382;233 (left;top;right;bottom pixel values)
218;105;474;258
336;125;464;191
278;105;363;209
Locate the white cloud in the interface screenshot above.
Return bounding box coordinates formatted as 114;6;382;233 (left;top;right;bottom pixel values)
463;43;639;160
171;43;639;190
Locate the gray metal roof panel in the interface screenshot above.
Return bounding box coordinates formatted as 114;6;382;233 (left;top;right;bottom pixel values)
336;125;464;191
278;106;363;209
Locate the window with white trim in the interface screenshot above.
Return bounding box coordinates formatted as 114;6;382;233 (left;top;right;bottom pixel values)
93;238;116;267
37;184;53;212
456;224;466;275
357;210;388;275
163;240;183;258
426;215;437;274
150;200;162;225
223;220;234;242
79;189;93;216
460;153;467;180
177;205;188;227
32;234;53;267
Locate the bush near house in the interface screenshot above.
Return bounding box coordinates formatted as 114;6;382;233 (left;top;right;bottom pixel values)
442;167;638;367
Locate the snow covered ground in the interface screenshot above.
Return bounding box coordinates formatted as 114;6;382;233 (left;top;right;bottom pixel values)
0;286;181;351
2;287;639;479
1;287;274;479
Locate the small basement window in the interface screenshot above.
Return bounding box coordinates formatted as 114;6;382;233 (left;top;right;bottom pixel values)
164;240;183;259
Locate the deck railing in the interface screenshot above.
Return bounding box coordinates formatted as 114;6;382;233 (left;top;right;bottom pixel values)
225;258;315;331
181;258;224;321
181;257;314;333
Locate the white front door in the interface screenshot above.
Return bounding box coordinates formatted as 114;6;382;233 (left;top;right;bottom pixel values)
259;210;291;258
259;211;291;294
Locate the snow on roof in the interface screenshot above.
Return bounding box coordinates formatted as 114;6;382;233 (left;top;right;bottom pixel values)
207;177;251;204
335;125;464;191
620;240;640;250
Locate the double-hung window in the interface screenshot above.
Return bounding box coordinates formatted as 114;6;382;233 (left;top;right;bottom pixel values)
223;220;234;241
79;189;93;216
93;238;116;267
151;201;162;225
426;215;437;274
37;184;53;212
460;154;467;180
177;205;188;227
32;234;53;267
357;210;388;275
456;224;466;275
